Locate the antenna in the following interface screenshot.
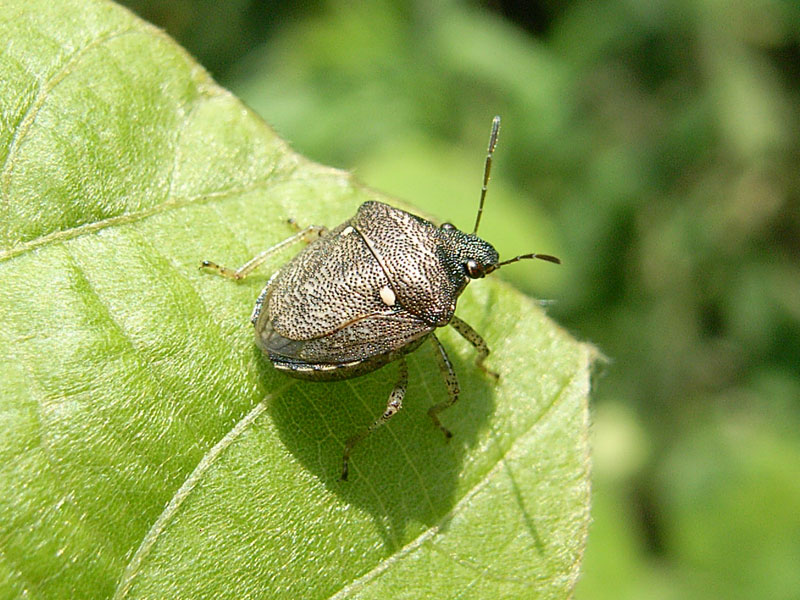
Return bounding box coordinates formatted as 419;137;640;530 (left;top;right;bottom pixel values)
473;115;501;234
486;252;561;274
497;253;561;267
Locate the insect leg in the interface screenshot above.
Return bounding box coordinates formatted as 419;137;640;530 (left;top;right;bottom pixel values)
449;315;499;380
200;225;327;280
341;357;408;481
427;334;460;439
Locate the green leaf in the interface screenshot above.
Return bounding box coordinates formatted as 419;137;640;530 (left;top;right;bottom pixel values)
0;1;594;598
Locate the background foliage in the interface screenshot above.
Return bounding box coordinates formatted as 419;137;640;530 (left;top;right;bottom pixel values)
117;0;800;598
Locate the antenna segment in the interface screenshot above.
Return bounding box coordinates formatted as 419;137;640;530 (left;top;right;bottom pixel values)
472;115;501;234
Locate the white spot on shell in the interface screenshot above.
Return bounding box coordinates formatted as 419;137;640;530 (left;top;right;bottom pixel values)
379;285;396;307
341;226;354;236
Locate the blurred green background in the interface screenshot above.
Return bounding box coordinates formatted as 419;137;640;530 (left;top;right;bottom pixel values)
118;1;800;598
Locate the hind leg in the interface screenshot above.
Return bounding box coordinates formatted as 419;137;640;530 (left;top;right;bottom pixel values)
200;224;327;280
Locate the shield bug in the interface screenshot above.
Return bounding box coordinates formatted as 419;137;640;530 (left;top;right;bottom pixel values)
201;116;559;480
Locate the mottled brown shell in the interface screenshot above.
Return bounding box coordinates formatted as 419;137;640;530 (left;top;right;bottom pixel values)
255;201;456;369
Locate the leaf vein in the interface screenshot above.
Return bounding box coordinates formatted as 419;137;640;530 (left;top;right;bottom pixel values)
112;384;292;600
0;25;138;247
129;229;263;400
0;173;350;263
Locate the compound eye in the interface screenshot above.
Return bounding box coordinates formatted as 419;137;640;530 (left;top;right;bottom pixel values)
441;222;455;230
466;259;485;279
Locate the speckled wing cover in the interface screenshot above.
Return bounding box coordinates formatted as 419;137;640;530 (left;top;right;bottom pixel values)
258;202;437;364
353;201;458;325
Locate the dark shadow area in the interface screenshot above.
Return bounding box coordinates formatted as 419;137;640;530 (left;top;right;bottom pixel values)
263;331;495;550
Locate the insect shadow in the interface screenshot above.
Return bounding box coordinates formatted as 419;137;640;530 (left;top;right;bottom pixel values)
262;315;497;547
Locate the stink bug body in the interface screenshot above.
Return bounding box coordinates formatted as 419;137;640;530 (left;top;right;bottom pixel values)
202;116;559;480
